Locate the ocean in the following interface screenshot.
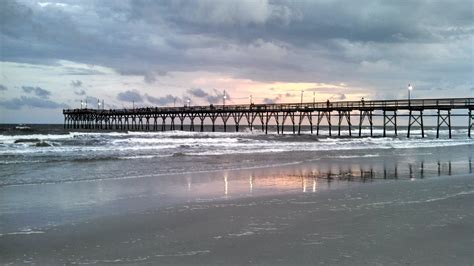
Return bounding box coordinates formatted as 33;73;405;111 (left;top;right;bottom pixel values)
1;124;473;264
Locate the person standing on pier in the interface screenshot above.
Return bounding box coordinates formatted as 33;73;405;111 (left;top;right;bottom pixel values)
326;99;330;108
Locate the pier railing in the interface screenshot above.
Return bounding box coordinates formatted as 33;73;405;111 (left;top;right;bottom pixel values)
64;97;473;114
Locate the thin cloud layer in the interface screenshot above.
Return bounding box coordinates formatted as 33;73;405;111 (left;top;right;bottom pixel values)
0;96;68;110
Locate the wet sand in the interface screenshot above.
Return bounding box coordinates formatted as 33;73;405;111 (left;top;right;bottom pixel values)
1;173;473;265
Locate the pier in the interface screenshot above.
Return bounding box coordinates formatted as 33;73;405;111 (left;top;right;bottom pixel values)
63;97;474;138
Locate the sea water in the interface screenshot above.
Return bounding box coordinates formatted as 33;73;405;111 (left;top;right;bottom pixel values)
0;124;473;235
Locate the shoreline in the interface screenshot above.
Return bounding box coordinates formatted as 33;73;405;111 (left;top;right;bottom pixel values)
1;173;473;265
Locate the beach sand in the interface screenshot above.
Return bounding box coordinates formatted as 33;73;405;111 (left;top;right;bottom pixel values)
2;173;473;265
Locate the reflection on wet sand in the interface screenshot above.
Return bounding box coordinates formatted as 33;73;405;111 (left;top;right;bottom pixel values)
470;157;472;173
212;157;473;197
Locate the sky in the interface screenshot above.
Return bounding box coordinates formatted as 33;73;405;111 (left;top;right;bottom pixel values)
0;0;473;123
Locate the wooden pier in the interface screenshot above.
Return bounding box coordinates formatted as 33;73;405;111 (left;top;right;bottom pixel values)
63;98;474;138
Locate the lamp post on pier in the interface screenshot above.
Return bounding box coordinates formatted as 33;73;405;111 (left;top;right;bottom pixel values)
408;84;413;106
223;90;227;107
301;90;304;105
187;98;191;107
250;95;253;105
97;99;101;110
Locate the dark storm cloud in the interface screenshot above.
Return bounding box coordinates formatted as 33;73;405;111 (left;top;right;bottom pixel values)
117;90;143;102
0;84;8;91
0;96;68;109
1;0;472;96
21;86;51;98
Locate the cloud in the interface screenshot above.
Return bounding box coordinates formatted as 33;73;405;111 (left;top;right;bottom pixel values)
146;94;179;106
74;89;86;96
186;88;231;104
70;80;82;88
143;72;156;84
21;86;34;93
262;96;281;104
0;96;68;110
187;88;209;98
116;90;182;106
0;84;7;91
62;67;105;76
71;80;86;95
117;90;143;102
330;93;347;100
21;86;51;98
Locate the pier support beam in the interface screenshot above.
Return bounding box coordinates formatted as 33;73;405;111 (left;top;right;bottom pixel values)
316;111;332;136
244;112;257;132
140;116;144;130
189;114;196;131
282;112;296;134
469;109;474;138
359;110;373;137
407;109;424;138
178;114;185;130
232;112;244;132
198;113;207;132
298;111;313;135
436;109;451;138
383;110;397;137
210;113;218;132
145;116;150;131
169;116;176;131
221;113;231;132
257;113;265;132
281;113;288;134
160;115;166;131
265;112;279;134
152;115;157;131
337;110;352;136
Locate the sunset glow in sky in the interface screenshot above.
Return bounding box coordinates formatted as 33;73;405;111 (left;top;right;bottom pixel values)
1;0;473;123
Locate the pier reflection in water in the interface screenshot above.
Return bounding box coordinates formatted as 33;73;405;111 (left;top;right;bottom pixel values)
195;157;474;197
